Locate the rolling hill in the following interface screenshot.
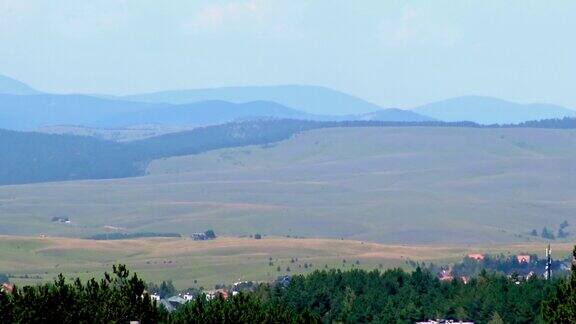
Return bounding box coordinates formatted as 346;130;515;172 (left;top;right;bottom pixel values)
124;84;385;115
0;120;324;185
0;94;162;130
2;118;575;185
102;100;314;127
2;75;576;128
2;125;576;245
0;92;431;132
0;74;40;95
414;96;576;124
1;235;567;289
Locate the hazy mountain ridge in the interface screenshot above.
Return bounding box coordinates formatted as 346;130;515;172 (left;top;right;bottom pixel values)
123;84;384;115
0;93;164;130
0;75;40;95
0;86;432;132
101;100;315;127
1;75;575;133
414;95;576;124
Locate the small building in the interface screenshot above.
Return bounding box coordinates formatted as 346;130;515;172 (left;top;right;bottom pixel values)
191;230;216;241
1;283;13;294
467;254;484;261
191;233;208;240
158;296;187;312
150;293;161;301
183;293;195;301
517;255;531;263
438;268;453;282
275;275;291;288
167;296;186;305
51;216;70;224
159;300;176;312
206;289;229;300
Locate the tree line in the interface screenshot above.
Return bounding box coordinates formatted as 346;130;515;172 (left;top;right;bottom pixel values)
3;247;576;323
3;117;576;185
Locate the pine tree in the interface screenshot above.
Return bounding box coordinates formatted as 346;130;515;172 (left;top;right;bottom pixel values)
542;246;576;322
488;311;504;324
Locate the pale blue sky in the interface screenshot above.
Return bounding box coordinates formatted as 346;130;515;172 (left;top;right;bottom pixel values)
1;0;575;108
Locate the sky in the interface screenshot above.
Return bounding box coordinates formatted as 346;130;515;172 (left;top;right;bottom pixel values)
0;0;575;109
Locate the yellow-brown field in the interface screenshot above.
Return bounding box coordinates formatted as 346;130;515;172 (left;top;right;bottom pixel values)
1;235;573;289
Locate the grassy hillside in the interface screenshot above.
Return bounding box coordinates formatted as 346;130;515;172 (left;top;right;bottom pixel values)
0;120;321;185
1;127;576;244
0;235;571;289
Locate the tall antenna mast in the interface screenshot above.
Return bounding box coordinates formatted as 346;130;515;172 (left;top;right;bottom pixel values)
545;244;552;280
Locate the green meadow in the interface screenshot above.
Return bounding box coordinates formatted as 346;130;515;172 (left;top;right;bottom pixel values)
1;235;572;289
1;127;575;245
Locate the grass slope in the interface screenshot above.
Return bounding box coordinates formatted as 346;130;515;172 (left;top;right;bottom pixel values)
1;127;576;244
0;235;571;289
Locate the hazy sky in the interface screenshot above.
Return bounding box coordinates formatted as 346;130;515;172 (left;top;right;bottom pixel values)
1;0;575;108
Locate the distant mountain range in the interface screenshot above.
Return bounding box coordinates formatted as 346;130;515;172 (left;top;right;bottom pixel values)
103;100;314;127
0;75;40;95
0;93;162;130
0;76;432;131
0;74;574;131
123;85;383;116
414;96;576;124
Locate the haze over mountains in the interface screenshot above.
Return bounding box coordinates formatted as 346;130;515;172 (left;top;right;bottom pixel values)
415;96;576;124
0;75;40;96
2;74;576;245
1;75;575;133
124;85;383;115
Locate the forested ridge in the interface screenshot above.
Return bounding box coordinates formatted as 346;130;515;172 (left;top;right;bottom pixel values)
2;117;576;185
2;248;576;323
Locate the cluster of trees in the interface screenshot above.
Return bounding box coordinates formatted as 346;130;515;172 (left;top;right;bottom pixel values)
0;265;162;323
542;247;576;322
170;294;318;323
515;117;576;129
0;129;139;185
445;254;566;278
0;265;313;323
260;267;554;323
531;221;570;240
3;254;576;322
147;280;176;298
